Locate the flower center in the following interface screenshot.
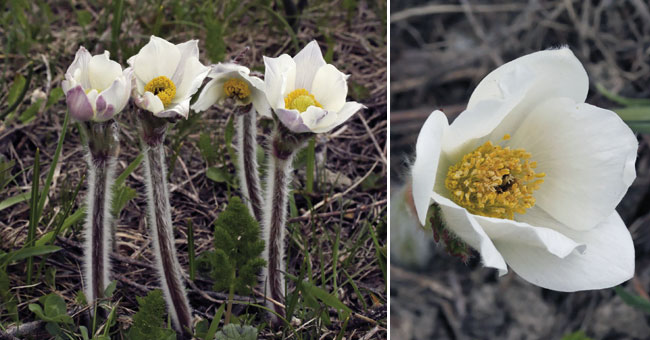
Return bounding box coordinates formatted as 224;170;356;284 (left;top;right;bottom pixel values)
444;136;545;220
144;76;176;107
284;88;322;113
223;78;251;100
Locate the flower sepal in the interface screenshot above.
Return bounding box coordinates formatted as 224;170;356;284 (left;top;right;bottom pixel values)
271;123;313;160
79;120;119;162
427;203;472;263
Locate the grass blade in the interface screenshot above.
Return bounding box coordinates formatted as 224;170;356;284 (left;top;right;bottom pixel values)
187;219;195;281
35;111;70;226
26;148;40;284
0;191;31;211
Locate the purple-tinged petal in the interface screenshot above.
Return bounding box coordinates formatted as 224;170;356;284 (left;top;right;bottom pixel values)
65;85;94;121
276;108;311;133
94;95;115;121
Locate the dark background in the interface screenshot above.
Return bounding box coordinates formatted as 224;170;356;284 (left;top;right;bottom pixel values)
390;1;650;339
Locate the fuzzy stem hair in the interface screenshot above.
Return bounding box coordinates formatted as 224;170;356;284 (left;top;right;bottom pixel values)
261;125;311;325
236;104;263;222
81;121;118;310
139;113;192;338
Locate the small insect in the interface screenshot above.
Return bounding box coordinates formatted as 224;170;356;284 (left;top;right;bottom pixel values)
495;174;515;193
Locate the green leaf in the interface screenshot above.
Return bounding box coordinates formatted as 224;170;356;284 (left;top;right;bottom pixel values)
614;286;650;314
204;197;265;295
104;280;117;298
0;245;61;267
225;114;237;166
128;290;176;340
198;132;218;166
205;20;226;62
111;185;136;216
0;191;31;211
299;280;352;317
6;74;26;109
305;137;315;193
46;88;64;108
114;154;143;187
215;324;258;340
361;171;384;191
614;106;650;122
18;100;42;123
207;166;230;184
205;303;226;340
596;84;650;107
76;9;92;27
29;294;73;324
561;330;593;340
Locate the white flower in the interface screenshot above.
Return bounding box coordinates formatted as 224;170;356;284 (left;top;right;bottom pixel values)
411;47;638;292
62;47;131;122
263;40;365;133
191;63;270;117
127;35;210;119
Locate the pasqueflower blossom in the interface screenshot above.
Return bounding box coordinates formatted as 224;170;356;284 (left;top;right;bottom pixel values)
263;40;365;133
191;63;270;117
128;35;210;119
411;47;638;292
62;47;131;121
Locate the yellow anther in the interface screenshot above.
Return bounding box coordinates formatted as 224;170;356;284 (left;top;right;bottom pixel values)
144;76;176;107
223;78;251;100
444;140;545;220
503;134;511;140
284;88;322;113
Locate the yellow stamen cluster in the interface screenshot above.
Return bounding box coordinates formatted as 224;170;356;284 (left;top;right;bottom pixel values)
444;138;545;220
223;78;251;100
284;89;322;113
144;76;176;107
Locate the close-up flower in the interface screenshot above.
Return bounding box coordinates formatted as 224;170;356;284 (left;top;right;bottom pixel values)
263;40;365;133
61;47;131;121
191;62;270;117
411;48;638;292
128;35;210;119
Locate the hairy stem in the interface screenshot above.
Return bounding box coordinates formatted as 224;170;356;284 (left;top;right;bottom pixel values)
261;125;311;325
139;113;192;338
82;121;118;309
236;104;263;222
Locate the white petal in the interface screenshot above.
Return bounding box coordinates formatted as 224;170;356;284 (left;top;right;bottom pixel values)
96;72;131;120
171;40;210;100
66;46;92;90
411;111;449;225
211;62;250;76
475;215;585;259
311;64;347;112
88;51;122;92
158;98;190;119
510;97;638;231
444;48;589;157
299;106;328;128
309;102;364;134
503;209;634;292
263;55;296;109
132;36;180;84
191;78;226;112
293;40;326;91
472;48;589;142
443;98;520;159
250;87;272;118
432;193;508;274
469;47;588;109
141;91;165;115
